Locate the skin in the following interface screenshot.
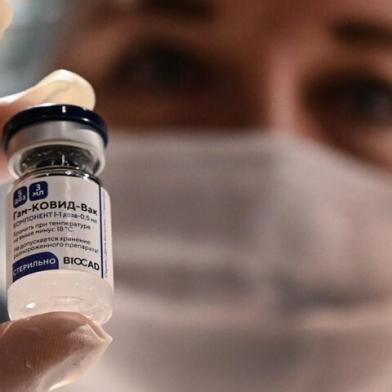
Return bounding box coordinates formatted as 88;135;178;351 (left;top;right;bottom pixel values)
0;103;21;177
51;0;392;169
0;312;112;392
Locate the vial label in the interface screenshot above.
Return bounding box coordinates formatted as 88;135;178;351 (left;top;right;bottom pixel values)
6;175;113;288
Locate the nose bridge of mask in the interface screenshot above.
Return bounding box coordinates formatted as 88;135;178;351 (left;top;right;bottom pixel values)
103;134;279;248
103;133;392;241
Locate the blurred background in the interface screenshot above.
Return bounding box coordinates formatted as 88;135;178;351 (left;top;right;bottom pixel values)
0;0;68;95
2;0;392;391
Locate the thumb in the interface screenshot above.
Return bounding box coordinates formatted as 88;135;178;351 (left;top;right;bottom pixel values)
0;102;30;181
0;0;13;39
0;312;112;392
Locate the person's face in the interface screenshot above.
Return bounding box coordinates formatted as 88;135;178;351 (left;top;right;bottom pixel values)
55;0;392;168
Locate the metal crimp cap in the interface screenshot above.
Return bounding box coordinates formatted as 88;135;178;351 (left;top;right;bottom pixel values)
2;104;108;177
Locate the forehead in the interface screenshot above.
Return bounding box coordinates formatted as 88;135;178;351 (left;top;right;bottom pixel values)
215;0;392;16
267;0;392;24
209;0;392;51
81;0;392;16
78;0;392;36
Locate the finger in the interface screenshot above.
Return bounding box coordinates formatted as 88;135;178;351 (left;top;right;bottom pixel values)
0;0;13;39
0;102;27;180
0;70;96;111
0;312;112;392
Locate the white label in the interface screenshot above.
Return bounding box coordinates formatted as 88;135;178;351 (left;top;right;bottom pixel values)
6;175;113;288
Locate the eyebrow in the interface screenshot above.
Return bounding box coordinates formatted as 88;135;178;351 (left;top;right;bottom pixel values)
138;0;214;20
333;21;392;48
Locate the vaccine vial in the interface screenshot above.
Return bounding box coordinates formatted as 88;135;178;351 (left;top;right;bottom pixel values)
3;104;113;324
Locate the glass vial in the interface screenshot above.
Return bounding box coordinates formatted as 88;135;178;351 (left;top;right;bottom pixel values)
2;104;113;324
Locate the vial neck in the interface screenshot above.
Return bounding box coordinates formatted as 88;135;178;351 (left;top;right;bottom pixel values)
18;145;99;176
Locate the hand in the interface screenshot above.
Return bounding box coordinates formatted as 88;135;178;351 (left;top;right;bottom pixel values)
0;312;112;392
0;0;13;39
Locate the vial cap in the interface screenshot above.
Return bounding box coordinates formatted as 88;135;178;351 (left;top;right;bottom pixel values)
2;104;108;151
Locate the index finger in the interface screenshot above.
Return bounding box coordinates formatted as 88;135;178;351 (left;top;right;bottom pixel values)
0;312;112;392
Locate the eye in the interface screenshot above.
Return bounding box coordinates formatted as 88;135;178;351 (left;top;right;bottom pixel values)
114;44;211;93
308;74;392;127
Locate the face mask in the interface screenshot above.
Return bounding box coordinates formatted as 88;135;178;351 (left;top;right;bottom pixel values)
71;132;392;392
